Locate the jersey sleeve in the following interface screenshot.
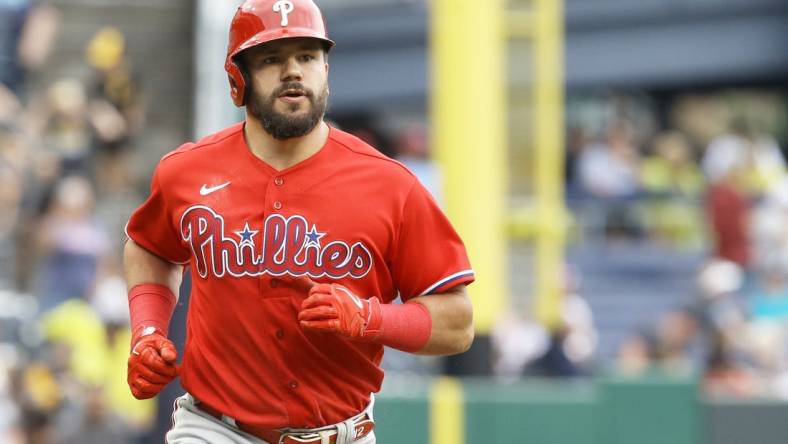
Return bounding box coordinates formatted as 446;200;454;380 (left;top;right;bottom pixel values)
125;163;190;264
392;179;475;301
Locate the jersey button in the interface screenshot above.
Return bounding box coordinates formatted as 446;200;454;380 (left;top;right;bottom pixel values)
273;201;282;210
276;330;284;339
274;177;284;186
270;279;280;288
289;381;298;389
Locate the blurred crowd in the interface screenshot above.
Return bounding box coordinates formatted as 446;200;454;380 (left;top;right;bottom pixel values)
1;1;151;442
491;90;788;399
614;252;788;400
565;92;788;399
566;93;786;250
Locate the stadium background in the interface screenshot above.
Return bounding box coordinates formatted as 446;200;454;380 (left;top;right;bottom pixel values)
1;0;787;443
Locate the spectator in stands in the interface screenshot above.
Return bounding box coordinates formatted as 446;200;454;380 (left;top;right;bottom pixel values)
492;314;550;381
32;79;94;176
84;27;145;191
748;260;788;322
494;265;597;378
12;363;61;444
703;132;751;268
35;175;109;310
576;119;642;238
557;265;598;370
642;131;703;197
653;309;705;375
640;131;705;247
745;320;788;398
615;332;656;376
703;117;785;198
694;259;751;382
577;119;641;199
702;331;758;398
0;0;59;96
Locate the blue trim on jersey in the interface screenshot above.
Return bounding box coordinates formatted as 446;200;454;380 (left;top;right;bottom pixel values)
419;270;475;295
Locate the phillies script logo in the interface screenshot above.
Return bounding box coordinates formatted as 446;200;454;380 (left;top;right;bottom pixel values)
180;206;373;279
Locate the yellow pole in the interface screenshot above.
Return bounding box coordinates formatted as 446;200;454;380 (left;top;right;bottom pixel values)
532;0;566;328
431;0;507;334
430;377;465;444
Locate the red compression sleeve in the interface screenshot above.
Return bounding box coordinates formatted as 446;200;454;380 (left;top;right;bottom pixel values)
377;302;432;353
128;284;176;346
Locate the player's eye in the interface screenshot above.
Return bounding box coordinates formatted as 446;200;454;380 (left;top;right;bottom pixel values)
262;56;279;65
299;54;315;62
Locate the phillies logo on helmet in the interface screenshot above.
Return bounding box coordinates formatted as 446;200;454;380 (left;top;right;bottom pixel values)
273;0;295;27
180;206;373;280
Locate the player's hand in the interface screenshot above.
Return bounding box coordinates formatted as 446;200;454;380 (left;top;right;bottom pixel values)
298;283;383;341
127;328;179;399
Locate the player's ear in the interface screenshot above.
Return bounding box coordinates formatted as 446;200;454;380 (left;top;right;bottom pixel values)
321;46;330;71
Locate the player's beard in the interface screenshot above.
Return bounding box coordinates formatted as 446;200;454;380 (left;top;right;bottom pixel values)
248;81;328;141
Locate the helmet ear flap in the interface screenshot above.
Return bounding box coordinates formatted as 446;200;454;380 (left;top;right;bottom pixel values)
239;64;252;104
226;59;247;107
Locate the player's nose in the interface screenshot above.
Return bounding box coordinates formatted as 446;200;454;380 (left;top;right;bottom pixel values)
280;57;303;82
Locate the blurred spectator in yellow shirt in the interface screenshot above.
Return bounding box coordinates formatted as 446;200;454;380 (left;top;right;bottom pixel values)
642;131;704;196
40;265;155;436
640;131;705;248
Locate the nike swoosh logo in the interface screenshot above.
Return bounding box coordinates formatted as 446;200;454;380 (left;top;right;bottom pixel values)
200;181;231;196
337;286;364;309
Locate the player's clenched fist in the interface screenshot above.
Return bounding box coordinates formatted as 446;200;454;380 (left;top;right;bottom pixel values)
299;283;383;341
127;328;179;399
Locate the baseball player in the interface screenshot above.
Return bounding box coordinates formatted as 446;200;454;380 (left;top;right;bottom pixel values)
123;0;475;443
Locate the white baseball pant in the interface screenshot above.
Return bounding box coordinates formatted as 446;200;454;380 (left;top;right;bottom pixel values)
166;393;377;444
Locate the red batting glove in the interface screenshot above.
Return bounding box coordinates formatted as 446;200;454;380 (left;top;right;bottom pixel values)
127;327;179;399
298;283;383;341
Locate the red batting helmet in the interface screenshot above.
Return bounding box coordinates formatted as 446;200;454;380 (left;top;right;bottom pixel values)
225;0;335;107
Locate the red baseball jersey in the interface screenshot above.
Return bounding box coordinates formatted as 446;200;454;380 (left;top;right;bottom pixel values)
126;122;474;428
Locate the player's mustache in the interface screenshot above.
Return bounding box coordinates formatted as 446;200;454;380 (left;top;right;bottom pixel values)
273;82;313;99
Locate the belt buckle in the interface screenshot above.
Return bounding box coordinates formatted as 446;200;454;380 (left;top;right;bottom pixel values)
279;412;375;444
